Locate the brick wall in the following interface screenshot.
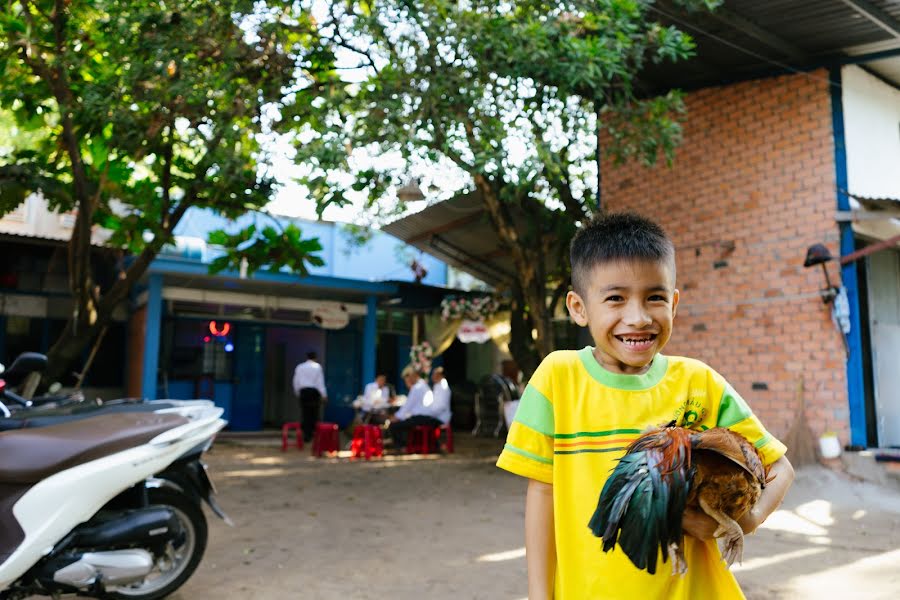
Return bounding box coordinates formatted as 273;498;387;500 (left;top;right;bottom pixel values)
603;70;848;442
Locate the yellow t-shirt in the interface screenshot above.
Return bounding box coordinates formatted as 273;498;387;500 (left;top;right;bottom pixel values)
496;347;787;600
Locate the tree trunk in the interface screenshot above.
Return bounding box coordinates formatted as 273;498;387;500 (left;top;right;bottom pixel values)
42;205;187;386
473;176;558;373
508;282;539;380
43;315;109;386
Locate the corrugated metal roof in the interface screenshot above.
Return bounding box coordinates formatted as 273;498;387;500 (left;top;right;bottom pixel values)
382;190;568;288
382;191;517;286
640;0;900;92
848;192;900;212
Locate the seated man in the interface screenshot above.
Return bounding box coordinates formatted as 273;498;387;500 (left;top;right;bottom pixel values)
359;373;394;424
430;367;452;426
388;365;449;449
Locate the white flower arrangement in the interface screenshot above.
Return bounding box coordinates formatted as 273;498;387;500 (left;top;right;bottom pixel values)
409;341;433;377
440;295;500;322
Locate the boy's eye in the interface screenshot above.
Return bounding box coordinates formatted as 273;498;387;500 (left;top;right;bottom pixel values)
605;295;624;302
648;294;668;302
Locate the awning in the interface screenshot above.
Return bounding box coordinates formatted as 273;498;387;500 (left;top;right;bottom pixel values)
840;193;900;247
382;191;515;287
381;190;568;288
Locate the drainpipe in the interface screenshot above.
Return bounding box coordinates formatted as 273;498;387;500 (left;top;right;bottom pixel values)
829;67;867;447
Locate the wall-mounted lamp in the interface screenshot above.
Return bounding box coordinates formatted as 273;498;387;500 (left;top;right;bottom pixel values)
803;243;838;304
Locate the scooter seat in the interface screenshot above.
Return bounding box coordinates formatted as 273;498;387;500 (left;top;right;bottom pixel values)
0;401;183;431
0;413;190;484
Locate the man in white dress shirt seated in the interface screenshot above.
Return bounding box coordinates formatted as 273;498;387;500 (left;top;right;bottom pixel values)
292;351;328;442
359;373;394;423
388;365;451;449
430;367;452;425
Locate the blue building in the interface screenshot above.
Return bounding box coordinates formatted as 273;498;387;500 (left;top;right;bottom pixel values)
125;208;449;430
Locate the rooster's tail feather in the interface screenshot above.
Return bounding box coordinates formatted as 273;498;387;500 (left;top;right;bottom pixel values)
589;445;693;574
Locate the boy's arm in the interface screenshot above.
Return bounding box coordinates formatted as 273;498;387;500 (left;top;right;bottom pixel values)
683;455;795;539
525;479;556;600
739;455;794;534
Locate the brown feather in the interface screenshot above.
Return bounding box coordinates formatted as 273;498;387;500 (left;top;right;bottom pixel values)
691;428;767;486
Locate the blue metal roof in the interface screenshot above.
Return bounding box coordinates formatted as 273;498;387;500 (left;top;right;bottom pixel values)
164;207;448;287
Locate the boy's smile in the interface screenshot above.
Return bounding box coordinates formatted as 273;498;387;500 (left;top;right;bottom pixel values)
566;259;679;375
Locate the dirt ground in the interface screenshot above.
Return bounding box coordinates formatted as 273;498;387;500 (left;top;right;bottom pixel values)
170;433;900;600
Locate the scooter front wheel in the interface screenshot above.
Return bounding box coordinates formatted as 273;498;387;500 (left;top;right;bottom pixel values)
105;488;208;600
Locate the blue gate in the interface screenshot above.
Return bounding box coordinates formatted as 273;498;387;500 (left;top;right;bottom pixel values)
324;328;361;428
231;324;265;431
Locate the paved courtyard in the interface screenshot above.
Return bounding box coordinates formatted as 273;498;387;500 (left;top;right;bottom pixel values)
173;434;900;599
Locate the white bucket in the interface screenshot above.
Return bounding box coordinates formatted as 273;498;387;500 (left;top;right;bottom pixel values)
819;433;842;459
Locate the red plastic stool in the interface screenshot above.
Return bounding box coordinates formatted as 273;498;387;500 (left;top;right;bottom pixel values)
407;425;437;454
350;424;384;460
436;424;454;454
312;422;340;457
281;422;303;452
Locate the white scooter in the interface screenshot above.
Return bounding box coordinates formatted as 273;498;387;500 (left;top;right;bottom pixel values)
0;401;228;600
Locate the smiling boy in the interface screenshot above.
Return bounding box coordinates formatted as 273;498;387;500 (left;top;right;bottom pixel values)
496;212;794;599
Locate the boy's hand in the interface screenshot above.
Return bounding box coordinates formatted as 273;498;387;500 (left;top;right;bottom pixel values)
681;507;719;540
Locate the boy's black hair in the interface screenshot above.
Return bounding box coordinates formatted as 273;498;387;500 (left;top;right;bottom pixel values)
569;212;675;295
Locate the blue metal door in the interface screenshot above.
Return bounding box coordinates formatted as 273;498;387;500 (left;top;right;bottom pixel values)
232;324;265;431
324;328;361;428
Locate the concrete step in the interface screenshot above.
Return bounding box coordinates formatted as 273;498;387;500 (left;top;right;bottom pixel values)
841;449;900;489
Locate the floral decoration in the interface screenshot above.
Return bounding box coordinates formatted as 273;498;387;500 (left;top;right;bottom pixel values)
440;295;500;322
408;341;433;377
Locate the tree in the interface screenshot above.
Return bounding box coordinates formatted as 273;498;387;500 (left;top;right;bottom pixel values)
295;0;718;375
0;0;329;383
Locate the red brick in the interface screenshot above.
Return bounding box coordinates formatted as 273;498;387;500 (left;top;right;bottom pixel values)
602;70;848;442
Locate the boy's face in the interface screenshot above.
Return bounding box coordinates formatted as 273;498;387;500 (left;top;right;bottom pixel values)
566;259;679;375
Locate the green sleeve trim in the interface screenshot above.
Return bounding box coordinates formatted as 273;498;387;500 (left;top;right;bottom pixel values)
754;432;773;449
503;443;553;465
716;384;754;428
514;385;555;436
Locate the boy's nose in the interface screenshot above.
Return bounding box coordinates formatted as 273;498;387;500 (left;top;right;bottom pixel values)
624;303;652;327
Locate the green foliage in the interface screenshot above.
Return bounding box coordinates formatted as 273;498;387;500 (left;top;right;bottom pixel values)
207;223;325;277
293;0;716;360
295;0;710;221
0;0;326;272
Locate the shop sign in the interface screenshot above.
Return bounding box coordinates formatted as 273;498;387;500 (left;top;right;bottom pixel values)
312;303;350;330
457;319;490;344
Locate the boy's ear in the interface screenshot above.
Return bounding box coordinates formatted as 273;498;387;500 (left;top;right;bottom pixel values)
566;290;589;327
672;288;680;317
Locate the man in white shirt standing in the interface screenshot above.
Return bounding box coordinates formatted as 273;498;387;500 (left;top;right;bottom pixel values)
388;365;451;449
292;351;328;442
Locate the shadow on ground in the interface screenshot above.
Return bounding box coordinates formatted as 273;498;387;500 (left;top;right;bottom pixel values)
169;433;900;600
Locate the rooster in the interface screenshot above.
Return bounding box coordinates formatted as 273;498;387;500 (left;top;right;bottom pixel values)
588;422;769;575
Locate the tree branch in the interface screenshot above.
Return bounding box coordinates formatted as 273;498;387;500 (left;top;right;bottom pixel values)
531;116;590;222
325;4;379;73
160;132;174;224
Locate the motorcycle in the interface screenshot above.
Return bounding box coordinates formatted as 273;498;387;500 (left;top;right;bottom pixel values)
0;352;85;417
0;352;210;430
0;362;229;599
